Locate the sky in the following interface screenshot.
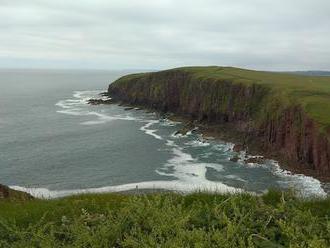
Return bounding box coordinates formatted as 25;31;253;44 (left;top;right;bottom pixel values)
0;0;329;71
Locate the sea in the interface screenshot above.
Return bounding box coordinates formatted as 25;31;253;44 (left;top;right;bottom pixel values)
0;69;327;198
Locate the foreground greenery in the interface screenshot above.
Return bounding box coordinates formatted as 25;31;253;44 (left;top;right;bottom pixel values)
0;191;330;247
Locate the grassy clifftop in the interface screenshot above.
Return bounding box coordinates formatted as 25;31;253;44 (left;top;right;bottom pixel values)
0;191;329;247
114;66;330;131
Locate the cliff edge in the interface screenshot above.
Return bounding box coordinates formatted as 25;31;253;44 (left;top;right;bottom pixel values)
0;184;33;201
108;66;330;178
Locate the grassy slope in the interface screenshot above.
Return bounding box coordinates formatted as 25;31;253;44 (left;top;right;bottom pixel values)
0;192;329;247
117;66;330;132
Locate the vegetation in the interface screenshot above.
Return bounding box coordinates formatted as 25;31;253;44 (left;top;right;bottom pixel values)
0;191;329;247
186;66;330;130
113;66;330;132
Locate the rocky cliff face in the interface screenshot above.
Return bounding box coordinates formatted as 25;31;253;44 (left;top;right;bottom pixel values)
259;106;330;175
108;69;330;178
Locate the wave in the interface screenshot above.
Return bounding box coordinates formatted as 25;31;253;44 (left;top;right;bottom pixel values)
10;180;241;199
56;91;164;142
184;140;210;147
212;142;235;153
159;118;181;127
154;138;232;194
140;120;163;140
269;161;327;198
224;175;248;182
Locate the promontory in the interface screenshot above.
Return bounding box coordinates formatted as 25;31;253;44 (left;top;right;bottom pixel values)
108;66;330;179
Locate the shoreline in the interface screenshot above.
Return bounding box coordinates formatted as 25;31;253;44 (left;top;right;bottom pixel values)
168;114;330;185
104;98;330;185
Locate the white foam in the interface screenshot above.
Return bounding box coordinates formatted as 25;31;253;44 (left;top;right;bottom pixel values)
56;90;140;125
184;140;210;147
140;120;163;140
159;118;181;127
9;135;326;199
269;161;327;198
171;133;188;139
212;142;235;152
154;139;234;194
224;175;247;182
10;179;240;199
56;90;166;143
188;127;199;134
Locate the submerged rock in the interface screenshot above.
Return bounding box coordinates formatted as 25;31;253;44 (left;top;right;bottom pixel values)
174;128;190;136
230;156;240;162
244;157;265;164
88;98;113;105
99;92;110;97
233;144;245;152
174;122;197;136
203;136;215;140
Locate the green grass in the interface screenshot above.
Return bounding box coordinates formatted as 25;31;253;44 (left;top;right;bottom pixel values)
116;66;330;131
1;191;329;247
184;66;330;130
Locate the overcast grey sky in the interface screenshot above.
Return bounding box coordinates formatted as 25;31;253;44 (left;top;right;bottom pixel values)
0;0;329;70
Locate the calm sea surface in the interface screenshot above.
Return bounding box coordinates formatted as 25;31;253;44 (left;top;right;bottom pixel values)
0;69;327;198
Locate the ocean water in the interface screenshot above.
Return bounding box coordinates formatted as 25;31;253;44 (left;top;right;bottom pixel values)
0;69;327;198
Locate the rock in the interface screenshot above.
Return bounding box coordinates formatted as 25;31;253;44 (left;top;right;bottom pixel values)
233;144;245;152
0;184;9;198
87;98;113;105
99;92;109;97
230;156;240;162
174;130;183;136
124;107;134;111
173;122;197;136
244;157;265;164
174;127;191;136
191;128;199;134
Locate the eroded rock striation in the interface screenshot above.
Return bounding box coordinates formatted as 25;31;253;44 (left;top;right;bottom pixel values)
108;67;330;178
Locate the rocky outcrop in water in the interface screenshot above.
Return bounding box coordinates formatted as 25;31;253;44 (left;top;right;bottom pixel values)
88;98;114;105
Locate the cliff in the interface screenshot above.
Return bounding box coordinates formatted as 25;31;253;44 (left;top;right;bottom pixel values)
0;184;33;200
108;66;330;178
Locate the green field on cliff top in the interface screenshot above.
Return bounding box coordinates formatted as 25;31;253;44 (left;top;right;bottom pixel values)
1;191;330;247
118;66;330;131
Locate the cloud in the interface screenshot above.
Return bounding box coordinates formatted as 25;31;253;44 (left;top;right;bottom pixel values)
0;0;329;70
